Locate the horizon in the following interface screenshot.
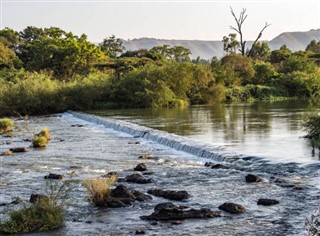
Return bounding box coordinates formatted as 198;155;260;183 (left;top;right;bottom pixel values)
1;0;319;43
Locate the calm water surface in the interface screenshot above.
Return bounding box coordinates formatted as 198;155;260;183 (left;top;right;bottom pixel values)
91;101;320;163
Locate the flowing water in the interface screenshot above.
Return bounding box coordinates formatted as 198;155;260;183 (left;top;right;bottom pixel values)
0;101;319;236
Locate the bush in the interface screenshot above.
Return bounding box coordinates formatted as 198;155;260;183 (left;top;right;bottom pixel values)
0;197;64;234
0;118;14;133
37;127;51;140
83;175;117;206
32;136;48;148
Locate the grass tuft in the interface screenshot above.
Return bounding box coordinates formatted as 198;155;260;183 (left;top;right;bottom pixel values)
0;118;14;133
83;175;117;206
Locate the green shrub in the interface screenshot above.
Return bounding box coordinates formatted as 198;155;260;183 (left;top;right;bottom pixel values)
83;175;117;206
38;127;51;140
0;118;14;133
0;197;64;234
32;136;48;148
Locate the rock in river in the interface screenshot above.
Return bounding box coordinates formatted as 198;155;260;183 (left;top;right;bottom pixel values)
134;163;147;172
140;202;220;221
218;202;246;214
245;174;262;183
125;173;153;184
104;185;152;208
44;173;64;179
257;198;279;206
147;189;190;201
10;147;28;153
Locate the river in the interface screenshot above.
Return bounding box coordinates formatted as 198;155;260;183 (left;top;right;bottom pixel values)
0;100;319;235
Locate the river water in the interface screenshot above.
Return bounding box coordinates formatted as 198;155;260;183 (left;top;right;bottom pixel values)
0;101;319;236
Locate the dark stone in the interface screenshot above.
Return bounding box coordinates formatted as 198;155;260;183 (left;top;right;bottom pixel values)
125;173;153;184
132;190;152;201
110;185;135;199
10;147;28;153
104;185;152;207
71;124;84;127
140;202;220;221
30;194;49;203
245;174;261;183
44;173;64;179
218;202;246;214
104;197;131;208
171;221;182;225
257;199;279;206
147;189;190;201
135;230;145;235
204;162;228;169
134;163;147;172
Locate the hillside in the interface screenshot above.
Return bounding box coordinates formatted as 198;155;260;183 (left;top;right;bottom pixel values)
122;29;320;59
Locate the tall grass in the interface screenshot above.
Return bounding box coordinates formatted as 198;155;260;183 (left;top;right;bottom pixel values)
83;175;117;206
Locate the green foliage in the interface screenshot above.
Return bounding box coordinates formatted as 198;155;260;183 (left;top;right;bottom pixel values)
32;136;48;148
253;61;277;85
304;115;320;140
0;197;64;234
248;41;271;60
100;35;125;58
0;118;14;133
306;40;320;53
222;33;239;54
83;175;117;206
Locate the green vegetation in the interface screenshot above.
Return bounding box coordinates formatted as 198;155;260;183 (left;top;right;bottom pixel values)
83;175;117;206
0;118;14;133
32;127;51;147
0;25;319;115
304;114;320;152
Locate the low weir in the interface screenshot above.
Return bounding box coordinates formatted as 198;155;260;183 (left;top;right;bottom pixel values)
68;111;244;162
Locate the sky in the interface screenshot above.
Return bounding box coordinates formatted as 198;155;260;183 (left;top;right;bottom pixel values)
1;0;319;42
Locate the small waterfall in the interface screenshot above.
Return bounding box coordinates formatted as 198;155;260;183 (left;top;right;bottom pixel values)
68;111;241;162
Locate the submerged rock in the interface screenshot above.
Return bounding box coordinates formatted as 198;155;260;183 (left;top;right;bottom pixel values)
125;173;153;184
1;150;13;156
44;173;64;179
204;162;228;169
147;189;190;201
138;154;158;160
218;202;246;214
140;202;220;221
245;174;262;183
134;163;147;172
10;147;28;153
257;198;279;206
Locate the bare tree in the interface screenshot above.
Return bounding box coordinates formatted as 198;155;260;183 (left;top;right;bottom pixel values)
229;7;270;57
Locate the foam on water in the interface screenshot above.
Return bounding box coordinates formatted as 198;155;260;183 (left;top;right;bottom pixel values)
67;111;244;163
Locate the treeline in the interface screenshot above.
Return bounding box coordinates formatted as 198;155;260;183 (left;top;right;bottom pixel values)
0;26;320;115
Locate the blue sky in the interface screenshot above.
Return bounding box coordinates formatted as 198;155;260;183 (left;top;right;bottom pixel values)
1;0;319;42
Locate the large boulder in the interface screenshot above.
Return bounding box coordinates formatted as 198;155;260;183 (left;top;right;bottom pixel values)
104;185;152;208
218;202;246;214
147;189;190;201
141;202;220;221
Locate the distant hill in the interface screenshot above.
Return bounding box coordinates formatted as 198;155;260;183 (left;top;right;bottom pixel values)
122;29;320;59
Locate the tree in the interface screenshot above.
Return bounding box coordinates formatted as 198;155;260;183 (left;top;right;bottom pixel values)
228;7;270;57
248;41;271;60
100;35;125;58
306;40;320;53
222;33;239;54
0;42;20;69
0;27;20;51
149;45;191;62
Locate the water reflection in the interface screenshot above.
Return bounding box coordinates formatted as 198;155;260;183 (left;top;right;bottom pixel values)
90;100;320;162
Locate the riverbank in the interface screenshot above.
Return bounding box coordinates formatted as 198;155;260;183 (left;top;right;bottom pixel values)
0;113;319;235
